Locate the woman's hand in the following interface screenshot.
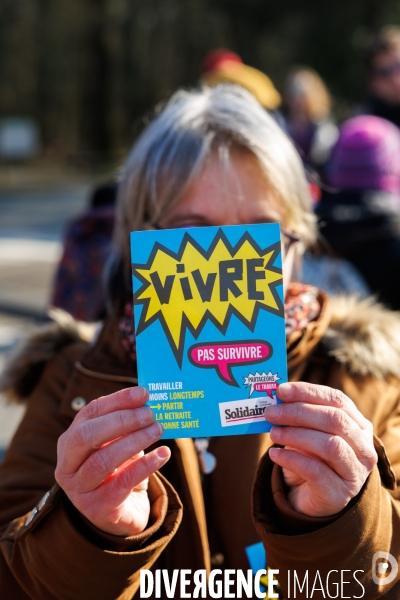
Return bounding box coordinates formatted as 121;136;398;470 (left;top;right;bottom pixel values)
265;382;378;517
55;387;170;536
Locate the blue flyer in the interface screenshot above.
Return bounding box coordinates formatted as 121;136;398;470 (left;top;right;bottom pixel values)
130;223;287;439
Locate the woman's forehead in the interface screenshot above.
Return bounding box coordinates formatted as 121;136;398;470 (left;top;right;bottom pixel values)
163;152;287;227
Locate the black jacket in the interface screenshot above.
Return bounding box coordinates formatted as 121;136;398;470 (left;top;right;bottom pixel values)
316;188;400;310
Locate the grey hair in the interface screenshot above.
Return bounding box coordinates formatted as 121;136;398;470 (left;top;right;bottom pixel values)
114;84;316;270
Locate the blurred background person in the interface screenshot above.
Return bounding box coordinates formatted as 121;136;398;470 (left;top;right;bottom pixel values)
316;115;400;310
282;67;338;174
364;26;400;128
200;48;284;126
278;66;369;299
50;180;118;321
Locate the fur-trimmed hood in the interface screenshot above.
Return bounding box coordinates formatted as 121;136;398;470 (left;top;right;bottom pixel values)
0;309;97;403
1;296;400;403
323;295;400;379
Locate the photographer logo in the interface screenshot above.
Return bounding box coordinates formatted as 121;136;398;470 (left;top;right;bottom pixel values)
372;551;398;586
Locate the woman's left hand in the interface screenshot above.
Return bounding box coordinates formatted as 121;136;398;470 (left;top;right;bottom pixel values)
265;382;378;517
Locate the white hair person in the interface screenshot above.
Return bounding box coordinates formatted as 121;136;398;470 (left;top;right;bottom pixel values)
114;84;316;273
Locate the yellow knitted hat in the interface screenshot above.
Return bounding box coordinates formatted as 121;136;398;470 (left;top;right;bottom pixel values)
202;62;281;110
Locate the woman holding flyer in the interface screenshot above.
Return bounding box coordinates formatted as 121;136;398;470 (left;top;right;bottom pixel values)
0;85;399;599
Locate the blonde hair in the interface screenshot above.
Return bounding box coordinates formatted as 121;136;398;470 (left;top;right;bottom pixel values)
284;68;332;122
114;85;316;269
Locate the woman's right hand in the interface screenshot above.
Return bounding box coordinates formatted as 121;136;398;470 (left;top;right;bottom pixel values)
55;386;170;536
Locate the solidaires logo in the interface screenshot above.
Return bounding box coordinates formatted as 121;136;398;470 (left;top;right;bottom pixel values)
219;396;276;427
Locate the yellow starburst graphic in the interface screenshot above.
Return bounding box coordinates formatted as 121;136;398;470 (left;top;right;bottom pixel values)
132;229;283;365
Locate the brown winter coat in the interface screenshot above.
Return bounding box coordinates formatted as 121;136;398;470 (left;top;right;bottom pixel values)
0;293;400;599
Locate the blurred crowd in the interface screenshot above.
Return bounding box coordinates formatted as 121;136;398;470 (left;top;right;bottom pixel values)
51;25;400;320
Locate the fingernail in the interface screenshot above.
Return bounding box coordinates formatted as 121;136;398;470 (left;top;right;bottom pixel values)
278;383;293;399
131;386;148;402
269;447;281;460
265;404;281;419
156;446;170;460
270;426;282;440
148;422;163;437
137;407;153;425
